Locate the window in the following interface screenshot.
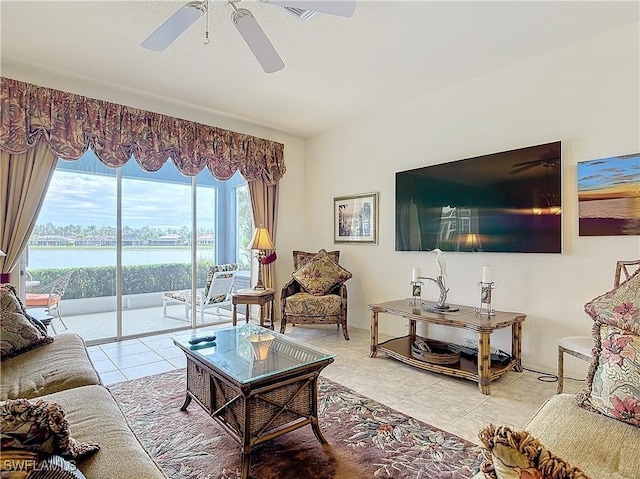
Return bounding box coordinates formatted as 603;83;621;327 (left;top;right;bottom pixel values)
27;150;250;342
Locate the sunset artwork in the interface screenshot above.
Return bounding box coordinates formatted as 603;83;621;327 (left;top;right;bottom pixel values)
577;153;640;236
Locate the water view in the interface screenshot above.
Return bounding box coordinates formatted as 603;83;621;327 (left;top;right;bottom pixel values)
28;154;253;272
28;247;208;269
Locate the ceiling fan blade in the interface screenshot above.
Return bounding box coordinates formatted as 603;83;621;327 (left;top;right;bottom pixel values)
509;164;539;175
268;0;356;17
232;8;284;73
142;1;206;51
511;159;543;168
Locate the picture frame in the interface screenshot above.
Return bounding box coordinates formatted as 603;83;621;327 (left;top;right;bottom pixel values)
334;192;378;244
577;152;640;236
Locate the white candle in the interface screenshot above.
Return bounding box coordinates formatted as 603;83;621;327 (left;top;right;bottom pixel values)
482;265;492;284
412;267;421;282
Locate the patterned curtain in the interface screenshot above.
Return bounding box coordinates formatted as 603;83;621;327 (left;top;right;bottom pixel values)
0;77;286;184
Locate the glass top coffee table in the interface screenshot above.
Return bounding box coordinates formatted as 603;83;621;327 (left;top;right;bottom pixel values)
173;324;336;479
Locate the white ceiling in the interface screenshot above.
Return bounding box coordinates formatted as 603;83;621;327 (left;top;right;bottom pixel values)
1;1;638;138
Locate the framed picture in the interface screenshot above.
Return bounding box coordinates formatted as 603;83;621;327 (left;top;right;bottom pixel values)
577;152;640;236
334;192;378;244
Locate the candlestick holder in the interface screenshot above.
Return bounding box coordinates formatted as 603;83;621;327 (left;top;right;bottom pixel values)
409;281;423;306
475;282;496;316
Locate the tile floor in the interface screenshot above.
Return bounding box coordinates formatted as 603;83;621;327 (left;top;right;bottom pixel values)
57;304;232;342
88;323;584;446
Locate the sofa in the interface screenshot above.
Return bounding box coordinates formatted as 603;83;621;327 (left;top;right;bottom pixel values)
475;266;640;479
1;285;168;479
474;393;640;479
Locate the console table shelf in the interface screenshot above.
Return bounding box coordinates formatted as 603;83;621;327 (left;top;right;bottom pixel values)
378;335;518;382
369;299;526;395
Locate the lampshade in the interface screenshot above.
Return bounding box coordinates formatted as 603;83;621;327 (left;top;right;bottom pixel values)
248;227;275;251
463;233;481;252
248;332;275;361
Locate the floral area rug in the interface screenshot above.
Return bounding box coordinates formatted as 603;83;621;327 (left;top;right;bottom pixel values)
109;369;482;479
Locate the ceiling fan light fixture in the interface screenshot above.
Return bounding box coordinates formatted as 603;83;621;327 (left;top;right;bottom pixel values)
280;6;317;21
231;8;284;73
267;0;355;18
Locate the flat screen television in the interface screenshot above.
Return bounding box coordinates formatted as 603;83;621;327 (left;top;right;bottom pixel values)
395;141;562;253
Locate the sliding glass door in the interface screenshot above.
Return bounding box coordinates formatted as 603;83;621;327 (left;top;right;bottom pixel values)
121;159;195;336
27;151;250;343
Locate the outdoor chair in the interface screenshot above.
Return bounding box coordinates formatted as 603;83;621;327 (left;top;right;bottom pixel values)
280;250;352;340
556;259;640;393
162;263;237;324
25;270;74;334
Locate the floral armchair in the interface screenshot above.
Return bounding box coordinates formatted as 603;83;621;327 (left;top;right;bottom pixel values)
280;249;352;340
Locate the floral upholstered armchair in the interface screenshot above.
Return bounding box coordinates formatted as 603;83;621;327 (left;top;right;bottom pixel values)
280;249;352;340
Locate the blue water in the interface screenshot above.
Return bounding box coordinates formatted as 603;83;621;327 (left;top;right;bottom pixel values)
28;248;213;269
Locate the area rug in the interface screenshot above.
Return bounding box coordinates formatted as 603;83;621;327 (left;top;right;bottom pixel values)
109;369;482;479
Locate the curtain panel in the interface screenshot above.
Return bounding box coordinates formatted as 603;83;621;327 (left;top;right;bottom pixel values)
0;141;58;281
0;77;286;184
248;180;279;290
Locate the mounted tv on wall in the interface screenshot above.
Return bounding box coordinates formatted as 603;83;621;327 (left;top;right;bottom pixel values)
396;141;562;253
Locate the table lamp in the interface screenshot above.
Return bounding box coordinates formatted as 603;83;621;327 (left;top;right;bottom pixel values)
463;233;482;252
248;332;275;361
248;226;274;290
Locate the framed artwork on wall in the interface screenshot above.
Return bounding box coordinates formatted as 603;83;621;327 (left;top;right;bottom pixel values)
577;152;640;236
334;192;378;244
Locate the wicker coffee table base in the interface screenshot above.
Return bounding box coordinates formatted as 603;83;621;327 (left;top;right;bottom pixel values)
179;355;332;479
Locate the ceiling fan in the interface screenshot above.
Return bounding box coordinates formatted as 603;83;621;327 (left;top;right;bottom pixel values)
142;0;356;73
509;150;560;175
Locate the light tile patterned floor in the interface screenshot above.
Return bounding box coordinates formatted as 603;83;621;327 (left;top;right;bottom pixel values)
88;324;583;445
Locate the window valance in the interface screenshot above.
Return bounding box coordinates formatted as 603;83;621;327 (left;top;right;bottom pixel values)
0;77;285;184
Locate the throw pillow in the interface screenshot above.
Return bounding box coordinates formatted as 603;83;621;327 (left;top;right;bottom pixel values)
577;269;640;427
28;453;88;479
25;313;49;335
478;424;590;479
292;249;352;296
0;449;87;479
0;283;48;334
293;250;340;271
0;398;100;460
1;284;54;359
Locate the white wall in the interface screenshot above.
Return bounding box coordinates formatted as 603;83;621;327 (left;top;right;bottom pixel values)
300;22;640;376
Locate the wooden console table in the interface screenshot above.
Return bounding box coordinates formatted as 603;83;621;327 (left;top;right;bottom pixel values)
369;299;525;395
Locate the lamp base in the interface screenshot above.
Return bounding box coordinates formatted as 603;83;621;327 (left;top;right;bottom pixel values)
254;261;266;290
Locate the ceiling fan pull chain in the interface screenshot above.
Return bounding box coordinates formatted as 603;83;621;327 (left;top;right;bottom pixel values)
204;0;210;45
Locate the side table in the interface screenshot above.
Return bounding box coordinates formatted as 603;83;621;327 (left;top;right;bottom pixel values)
232;288;275;330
